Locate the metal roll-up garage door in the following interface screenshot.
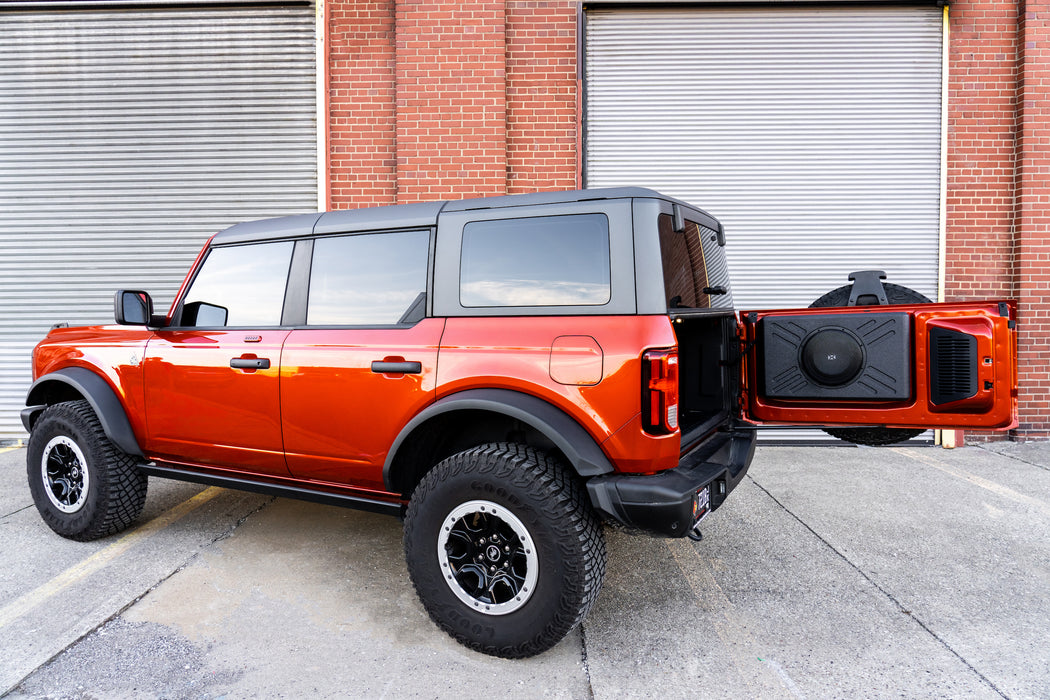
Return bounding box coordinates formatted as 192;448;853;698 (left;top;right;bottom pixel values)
585;5;944;309
585;5;943;442
0;3;317;438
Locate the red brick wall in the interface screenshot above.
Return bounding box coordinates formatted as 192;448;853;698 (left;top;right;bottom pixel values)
327;0;578;208
327;1;397;208
395;0;507;201
946;2;1016;301
948;1;1050;438
1012;1;1050;437
505;1;578;194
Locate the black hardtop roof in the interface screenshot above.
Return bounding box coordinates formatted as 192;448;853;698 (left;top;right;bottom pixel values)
210;187;712;245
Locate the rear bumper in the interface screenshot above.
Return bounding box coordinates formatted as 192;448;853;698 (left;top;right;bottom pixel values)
586;428;756;537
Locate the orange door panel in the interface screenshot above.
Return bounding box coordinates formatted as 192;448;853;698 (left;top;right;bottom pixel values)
143;330;291;475
280;318;445;490
741;301;1017;430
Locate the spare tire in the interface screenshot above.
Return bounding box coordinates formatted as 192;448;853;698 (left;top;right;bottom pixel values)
809;281;931;446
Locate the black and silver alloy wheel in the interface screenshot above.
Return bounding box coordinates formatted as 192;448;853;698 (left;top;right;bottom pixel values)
41;435;90;513
438;500;539;615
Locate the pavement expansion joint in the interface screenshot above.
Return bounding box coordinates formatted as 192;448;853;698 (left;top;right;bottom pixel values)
745;474;1010;700
976;444;1050;473
579;619;595;699
0;505;34;521
209;494;276;545
125;496;277;612
110;493;278;630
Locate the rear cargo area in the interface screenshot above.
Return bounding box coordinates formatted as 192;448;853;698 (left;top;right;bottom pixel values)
669;310;739;446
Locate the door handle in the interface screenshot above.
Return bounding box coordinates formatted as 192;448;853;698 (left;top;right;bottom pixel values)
231;357;271;370
371;360;422;374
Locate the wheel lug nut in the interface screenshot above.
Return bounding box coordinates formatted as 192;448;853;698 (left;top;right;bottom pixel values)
489;566;495;573
503;546;510;553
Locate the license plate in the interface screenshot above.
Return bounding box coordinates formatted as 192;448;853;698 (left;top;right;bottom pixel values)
694;486;711;524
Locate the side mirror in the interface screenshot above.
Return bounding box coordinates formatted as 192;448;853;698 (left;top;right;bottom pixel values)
182;300;229;327
114;290;154;325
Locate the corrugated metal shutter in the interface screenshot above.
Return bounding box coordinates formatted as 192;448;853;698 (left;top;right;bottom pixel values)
585;6;943;308
585;6;943;442
0;4;316;438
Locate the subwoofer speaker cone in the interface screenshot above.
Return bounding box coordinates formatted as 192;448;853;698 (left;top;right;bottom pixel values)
800;328;864;386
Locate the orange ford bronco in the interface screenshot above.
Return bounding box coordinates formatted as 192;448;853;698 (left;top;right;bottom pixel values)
22;188;1017;657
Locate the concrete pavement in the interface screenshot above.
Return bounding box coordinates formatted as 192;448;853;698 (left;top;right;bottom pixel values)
2;441;1048;698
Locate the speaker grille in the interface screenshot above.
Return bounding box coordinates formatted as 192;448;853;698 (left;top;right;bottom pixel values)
929;327;978;405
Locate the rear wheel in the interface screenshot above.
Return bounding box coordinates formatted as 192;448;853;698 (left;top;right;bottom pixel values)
27;400;147;541
403;443;606;658
810;282;931;446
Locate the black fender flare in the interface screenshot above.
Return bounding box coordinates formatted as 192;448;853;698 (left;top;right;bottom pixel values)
382;388;614;492
22;367;143;457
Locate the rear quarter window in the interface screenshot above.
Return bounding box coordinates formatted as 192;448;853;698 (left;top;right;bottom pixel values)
459;213;611;307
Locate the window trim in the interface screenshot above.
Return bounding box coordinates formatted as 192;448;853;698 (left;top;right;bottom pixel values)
282;238;314;326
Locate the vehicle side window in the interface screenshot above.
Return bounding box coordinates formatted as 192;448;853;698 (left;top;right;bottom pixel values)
459;214;611;307
307;230;430;325
658;214;713;309
181;241;294;327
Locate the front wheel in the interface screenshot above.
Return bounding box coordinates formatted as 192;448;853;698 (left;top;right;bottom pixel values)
27;400;147;541
403;443;606;658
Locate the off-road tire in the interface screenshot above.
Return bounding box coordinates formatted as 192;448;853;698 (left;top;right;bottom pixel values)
27;400;147;541
403;443;606;658
809;281;932;310
810;282;932;446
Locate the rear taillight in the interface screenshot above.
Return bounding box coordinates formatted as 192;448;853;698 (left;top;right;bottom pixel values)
642;348;679;435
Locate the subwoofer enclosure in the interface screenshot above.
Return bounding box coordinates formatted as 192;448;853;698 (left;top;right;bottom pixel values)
759;312;911;400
